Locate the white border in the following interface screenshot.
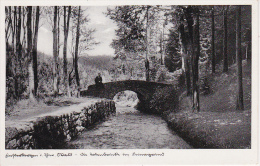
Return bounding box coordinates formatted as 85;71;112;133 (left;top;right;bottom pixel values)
0;0;259;165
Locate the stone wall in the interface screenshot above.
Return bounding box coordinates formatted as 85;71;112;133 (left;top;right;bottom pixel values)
5;100;116;149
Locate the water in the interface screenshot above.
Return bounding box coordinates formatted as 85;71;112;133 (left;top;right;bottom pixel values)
68;105;192;149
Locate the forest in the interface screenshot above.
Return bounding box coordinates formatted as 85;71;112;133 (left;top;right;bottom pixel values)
5;5;251;114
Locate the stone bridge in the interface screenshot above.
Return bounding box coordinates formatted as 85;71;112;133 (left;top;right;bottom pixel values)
80;80;171;110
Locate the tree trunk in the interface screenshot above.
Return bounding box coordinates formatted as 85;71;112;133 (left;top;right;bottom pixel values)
12;7;16;52
63;6;71;96
74;6;81;97
5;7;12;47
223;6;228;73
211;7;215;74
16;6;22;99
185;58;192;96
53;6;58;96
192;7;200;112
183;8;193;96
145;6;150;81
246;28;251;62
27;6;34;100
32;6;39;96
57;8;60;93
236;6;244;111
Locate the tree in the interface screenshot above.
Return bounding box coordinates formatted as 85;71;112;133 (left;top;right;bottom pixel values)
179;6;193;96
211;6;215;73
68;6;98;96
63;6;71;96
27;6;34;100
74;6;81;97
145;6;150;81
15;6;22;98
32;6;40;96
165;29;181;72
223;6;228;72
5;7;12;48
236;5;244;111
53;6;58;96
106;6;147;54
191;6;200;112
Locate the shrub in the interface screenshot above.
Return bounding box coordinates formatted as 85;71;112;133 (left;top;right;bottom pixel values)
149;86;179;114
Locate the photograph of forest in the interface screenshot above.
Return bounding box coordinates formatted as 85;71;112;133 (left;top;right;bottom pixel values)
5;5;252;150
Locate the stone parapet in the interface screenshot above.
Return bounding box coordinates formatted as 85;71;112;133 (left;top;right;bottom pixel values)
5;100;116;149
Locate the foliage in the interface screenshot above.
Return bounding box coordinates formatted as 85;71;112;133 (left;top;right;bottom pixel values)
149;86;179;114
164;29;181;72
106;6;147;54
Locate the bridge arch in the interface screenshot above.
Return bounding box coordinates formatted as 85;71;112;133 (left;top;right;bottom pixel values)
80;80;171;111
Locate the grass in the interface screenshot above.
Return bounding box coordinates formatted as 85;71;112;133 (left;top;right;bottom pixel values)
165;110;251;148
165;60;251;149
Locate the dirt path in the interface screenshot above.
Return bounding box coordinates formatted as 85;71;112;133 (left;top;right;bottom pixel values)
5;97;101;122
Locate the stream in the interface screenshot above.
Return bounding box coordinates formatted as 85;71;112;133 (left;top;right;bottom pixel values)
68;104;192;149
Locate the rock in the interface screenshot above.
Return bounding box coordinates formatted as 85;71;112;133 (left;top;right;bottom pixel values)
5;99;116;149
76;126;85;132
5;127;18;143
24;144;29;149
66;134;71;142
47;124;51;130
22;135;30;143
6;139;17;149
16;138;22;147
76;119;82;126
64;122;69;130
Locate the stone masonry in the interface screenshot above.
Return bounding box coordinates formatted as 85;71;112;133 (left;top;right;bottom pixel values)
5;100;116;149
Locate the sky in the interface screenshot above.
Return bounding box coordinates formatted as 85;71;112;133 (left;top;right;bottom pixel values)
37;6;117;57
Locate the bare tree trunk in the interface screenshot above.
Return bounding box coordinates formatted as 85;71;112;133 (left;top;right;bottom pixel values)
22;7;27;49
236;6;244;111
12;7;16;52
74;6;81;97
16;6;22;99
211;7;215;74
53;6;58;96
57;8;60;93
12;6;19;99
5;7;12;50
192;7;200;113
223;6;228;73
32;6;40;96
27;6;34;100
63;6;71;96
